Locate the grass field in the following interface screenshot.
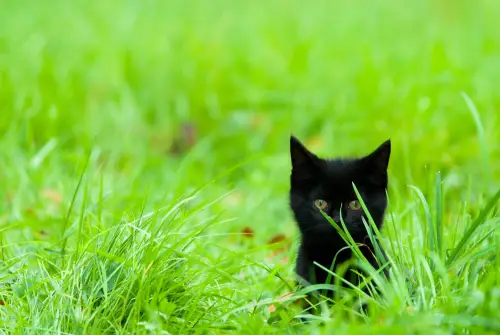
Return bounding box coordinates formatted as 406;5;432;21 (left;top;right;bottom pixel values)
1;0;500;333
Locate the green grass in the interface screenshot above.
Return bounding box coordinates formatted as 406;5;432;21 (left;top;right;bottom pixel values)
1;0;500;333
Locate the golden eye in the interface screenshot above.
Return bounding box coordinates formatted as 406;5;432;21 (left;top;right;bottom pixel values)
348;200;362;211
314;199;328;210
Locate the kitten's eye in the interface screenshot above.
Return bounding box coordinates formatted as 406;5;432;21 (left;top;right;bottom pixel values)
348;200;362;211
314;199;328;210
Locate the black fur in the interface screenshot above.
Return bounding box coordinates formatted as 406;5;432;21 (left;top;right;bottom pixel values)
289;136;391;298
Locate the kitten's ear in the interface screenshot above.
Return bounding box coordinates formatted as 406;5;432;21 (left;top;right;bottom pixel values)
290;135;321;177
364;139;391;173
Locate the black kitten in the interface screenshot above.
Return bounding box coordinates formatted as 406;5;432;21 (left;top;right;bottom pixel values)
289;136;391;300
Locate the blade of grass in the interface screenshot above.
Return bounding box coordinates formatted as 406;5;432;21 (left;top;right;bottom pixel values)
447;187;500;266
409;185;435;257
461;92;491;188
435;171;444;259
60;151;91;262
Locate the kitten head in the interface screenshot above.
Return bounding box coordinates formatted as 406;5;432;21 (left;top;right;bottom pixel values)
289;136;391;242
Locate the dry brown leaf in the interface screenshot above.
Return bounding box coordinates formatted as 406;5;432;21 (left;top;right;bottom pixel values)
241;227;255;238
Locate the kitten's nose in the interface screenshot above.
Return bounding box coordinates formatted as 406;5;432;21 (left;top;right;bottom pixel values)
332;212;341;223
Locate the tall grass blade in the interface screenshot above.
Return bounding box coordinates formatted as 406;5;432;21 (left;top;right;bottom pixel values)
447;187;500;266
409;185;435;256
461;92;491;188
435;171;444;259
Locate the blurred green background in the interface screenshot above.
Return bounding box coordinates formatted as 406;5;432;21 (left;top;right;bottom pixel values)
2;0;500;252
0;0;499;331
1;0;500;262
